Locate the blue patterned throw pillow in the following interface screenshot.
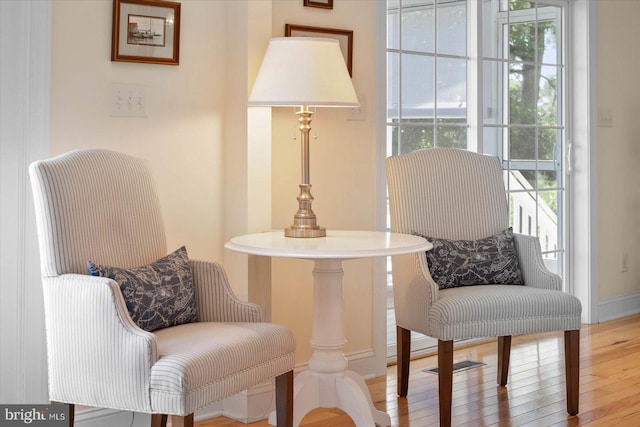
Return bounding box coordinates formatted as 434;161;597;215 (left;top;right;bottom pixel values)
418;228;524;290
88;246;197;332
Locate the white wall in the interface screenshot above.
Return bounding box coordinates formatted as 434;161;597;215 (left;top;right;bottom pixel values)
597;0;640;304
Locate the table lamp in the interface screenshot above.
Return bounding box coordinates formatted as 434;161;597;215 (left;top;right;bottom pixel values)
248;37;359;238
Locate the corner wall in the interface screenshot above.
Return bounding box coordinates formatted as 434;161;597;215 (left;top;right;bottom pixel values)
597;0;640;320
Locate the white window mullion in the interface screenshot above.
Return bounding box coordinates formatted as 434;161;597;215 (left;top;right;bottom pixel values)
467;0;481;153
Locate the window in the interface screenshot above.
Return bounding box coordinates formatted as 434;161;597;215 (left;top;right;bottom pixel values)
386;0;568;356
387;0;469;155
484;0;565;274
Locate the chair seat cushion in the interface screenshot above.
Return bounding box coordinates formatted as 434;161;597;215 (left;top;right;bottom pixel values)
150;321;295;415
429;285;581;340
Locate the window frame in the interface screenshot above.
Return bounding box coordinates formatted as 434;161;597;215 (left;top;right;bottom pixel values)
382;0;573;360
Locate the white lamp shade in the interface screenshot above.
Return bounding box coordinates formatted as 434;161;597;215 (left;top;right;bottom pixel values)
248;37;359;107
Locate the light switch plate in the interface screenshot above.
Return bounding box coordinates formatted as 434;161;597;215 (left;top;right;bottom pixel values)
598;107;613;127
110;83;148;118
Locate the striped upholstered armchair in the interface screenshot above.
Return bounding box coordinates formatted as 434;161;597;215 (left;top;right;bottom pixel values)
386;148;581;427
29;149;295;427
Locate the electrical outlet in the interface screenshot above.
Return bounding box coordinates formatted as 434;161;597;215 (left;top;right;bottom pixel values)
621;253;628;273
110;83;148;118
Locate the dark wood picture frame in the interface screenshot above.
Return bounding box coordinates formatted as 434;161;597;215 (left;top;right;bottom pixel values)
303;0;333;10
112;0;181;65
285;24;353;77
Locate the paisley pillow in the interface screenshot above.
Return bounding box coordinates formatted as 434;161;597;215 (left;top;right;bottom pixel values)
417;228;524;290
88;246;197;332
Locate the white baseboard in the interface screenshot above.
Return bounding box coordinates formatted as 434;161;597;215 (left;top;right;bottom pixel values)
222;381;274;423
598;291;640;323
346;349;377;379
73;348;378;426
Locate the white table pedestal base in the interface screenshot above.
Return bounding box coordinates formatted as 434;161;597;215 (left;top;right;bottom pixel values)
268;259;391;427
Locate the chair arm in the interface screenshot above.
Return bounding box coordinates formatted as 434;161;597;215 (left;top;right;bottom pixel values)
43;274;157;412
190;259;262;322
513;233;562;291
390;252;439;336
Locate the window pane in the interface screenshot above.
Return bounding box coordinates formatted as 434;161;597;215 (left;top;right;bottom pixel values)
402;54;434;119
483;126;505;158
483;60;505;125
509;22;536;62
387;52;399;121
509;127;535;160
509;190;537;236
483;0;501;58
508;0;533;12
538;65;560;125
541;11;560;65
537;189;559;250
437;125;467;149
538;191;561;251
387;0;400;50
537;128;561;189
509;62;537;125
510;167;535;189
437;57;466;120
397;124;434;154
437;0;466;56
537;170;558;190
402;3;434;53
538;127;560;162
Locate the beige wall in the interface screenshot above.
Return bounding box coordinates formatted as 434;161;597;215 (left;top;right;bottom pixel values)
597;0;640;300
51;0;381;368
51;0;228;262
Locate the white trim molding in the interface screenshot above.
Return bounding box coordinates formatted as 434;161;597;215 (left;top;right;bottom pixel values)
0;0;51;405
598;292;640;323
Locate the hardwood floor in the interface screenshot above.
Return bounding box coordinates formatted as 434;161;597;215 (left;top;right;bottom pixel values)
195;314;640;427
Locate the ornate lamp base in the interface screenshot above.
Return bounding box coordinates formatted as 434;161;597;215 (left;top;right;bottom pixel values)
284;108;327;238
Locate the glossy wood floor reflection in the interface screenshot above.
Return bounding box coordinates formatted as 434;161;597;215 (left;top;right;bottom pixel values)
195;314;640;427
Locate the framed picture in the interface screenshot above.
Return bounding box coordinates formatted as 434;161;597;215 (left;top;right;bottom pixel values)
303;0;333;9
112;0;181;65
285;24;353;77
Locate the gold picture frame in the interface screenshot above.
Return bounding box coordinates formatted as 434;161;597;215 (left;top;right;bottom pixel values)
112;0;181;65
285;24;353;77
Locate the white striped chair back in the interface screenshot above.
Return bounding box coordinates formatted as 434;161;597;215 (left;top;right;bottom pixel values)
29;149;167;276
386;147;509;241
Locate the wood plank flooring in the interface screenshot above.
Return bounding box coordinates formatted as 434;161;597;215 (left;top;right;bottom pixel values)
195;314;640;427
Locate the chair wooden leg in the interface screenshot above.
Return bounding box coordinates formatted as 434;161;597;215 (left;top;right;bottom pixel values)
565;329;580;415
171;414;194;427
438;339;454;427
151;414;168;427
498;335;512;386
276;370;294;427
51;402;74;427
397;326;411;397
